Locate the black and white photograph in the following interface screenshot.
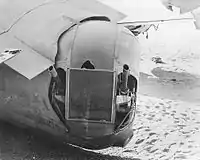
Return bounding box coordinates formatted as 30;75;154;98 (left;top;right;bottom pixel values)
0;0;200;159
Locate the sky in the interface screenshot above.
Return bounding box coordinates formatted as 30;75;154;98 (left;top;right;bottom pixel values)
99;0;200;56
100;0;192;21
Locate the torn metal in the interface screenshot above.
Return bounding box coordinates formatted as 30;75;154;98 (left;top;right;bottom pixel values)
0;49;21;64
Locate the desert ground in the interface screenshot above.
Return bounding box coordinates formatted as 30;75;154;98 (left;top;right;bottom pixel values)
95;33;200;160
0;24;200;159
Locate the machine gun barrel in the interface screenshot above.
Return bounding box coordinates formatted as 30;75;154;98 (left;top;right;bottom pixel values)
48;65;69;132
120;70;129;93
48;66;62;86
48;66;58;78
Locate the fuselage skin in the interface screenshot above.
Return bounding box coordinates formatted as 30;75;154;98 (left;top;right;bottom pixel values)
0;19;140;149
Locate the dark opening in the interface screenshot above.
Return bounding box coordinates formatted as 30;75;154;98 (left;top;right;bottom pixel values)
57;68;66;89
48;67;66;126
81;60;95;69
115;64;137;130
123;64;129;71
80;16;110;23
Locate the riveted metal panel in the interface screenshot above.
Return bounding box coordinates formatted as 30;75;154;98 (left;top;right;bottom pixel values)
71;21;117;70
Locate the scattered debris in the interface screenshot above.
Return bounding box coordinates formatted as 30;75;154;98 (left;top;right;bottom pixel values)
0;49;21;64
171;78;177;82
4;49;21;54
152;56;166;64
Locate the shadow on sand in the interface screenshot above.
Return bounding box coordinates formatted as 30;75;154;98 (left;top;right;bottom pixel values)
0;120;140;160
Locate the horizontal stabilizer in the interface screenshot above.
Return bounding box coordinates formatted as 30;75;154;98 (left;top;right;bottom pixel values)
0;33;53;80
0;0;126;62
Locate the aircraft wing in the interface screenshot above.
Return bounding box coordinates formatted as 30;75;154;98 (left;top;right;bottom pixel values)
0;32;54;79
160;0;200;29
0;0;125;31
118;16;194;36
160;0;200;14
101;0;195;36
0;0;125;79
